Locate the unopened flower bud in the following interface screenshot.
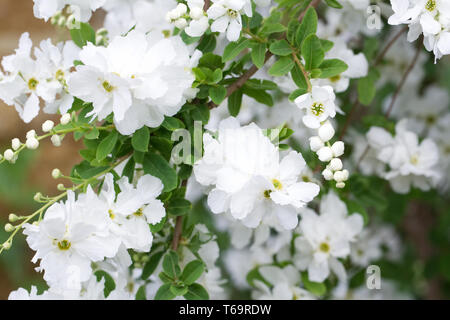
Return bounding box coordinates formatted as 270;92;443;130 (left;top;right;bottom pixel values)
11;138;21;151
174;18;188;29
51;134;62;147
317;147;333;162
26;130;36;139
322;168;334;181
4;223;15;232
26;138;39;150
4;149;15;162
341;169;349;181
57;183;65;191
60;113;71;125
336;182;346;189
52;168;61;179
333;170;346;182
176;3;188;16
309;136;324;152
190;7;204;20
329;158;343;171
33;192;42;202
8;214;19;222
318;121;335;142
331;141;345;157
2;242;11;250
42;120;54;132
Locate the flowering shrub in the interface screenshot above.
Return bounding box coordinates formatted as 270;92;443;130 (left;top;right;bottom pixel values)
0;0;449;300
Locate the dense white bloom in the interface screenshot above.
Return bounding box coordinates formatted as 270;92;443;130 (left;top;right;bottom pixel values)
207;0;252;41
32;0;106;22
194;117;319;229
99;173;166;252
68;30;198;135
367;120;441;193
294;192;364;282
294;86;337;129
23;189;121;290
252;265;315;300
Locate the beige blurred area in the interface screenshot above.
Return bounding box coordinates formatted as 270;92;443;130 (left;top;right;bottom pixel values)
0;1;85;298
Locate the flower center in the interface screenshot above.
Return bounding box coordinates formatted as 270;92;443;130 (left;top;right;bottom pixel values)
319;242;330;253
102;80;115;93
134;208;144;217
272;179;282;190
425;115;436;124
108;209;115;220
329;75;341;82
425;0;436;11
57;239;71;251
28;78;38;90
263;190;272;198
410;155;419;165
227;9;238;18
55;69;65;82
311;102;324;116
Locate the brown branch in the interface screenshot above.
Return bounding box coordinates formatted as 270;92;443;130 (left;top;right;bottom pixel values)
203;0;211;11
373;26;408;67
171;216;183;251
298;0;321;21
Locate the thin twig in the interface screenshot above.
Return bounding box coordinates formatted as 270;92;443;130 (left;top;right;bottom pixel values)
171;216;183;251
373;26;408;67
298;0;321;21
203;0;211;11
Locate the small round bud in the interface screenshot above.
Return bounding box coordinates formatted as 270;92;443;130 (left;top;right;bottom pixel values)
341;169;349;181
318;121;335;142
317;147;333;162
4;223;15;232
26;130;36;139
60;113;71;125
66;15;77;29
2;242;11;250
51;134;62;147
11;138;21;151
4;149;15;162
26;137;39;150
331;141;345;157
336;182;346;189
309;136;324;152
329;158;343;171
52;168;62;179
176;3;188;16
174;18;188;29
57;183;65;191
190;7;204;20
8;214;19;222
33;192;42;202
42;120;54;132
333;170;346;182
322;168;334;181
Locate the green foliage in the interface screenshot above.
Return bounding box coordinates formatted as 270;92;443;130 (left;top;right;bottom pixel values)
70;22;96;48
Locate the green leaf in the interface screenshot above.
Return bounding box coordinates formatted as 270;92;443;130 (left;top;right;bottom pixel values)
346;200;369;225
162;250;181;279
228;89;243;117
268;56;295;76
96;131;118;161
141;251;165;280
325;0;343;9
122;158;135;183
251;42;267;68
295;7;318;47
243;86;274;106
288;88;308;101
290;64;308;90
222;38;251;62
180;260;205;285
135;285;147;300
70;22;96;48
155;283;176;300
287;19;300;44
320;39;334;52
131;126;150;152
183;283;209;300
167;198;192;216
269;39;292;56
94;270;116;298
143;153;177;192
301;34;324;71
259;23;286;36
209;86;227;105
318;59;348;78
301;272;326;296
197;34;217;53
162;117;185;131
170;284;189;296
357;69;380;105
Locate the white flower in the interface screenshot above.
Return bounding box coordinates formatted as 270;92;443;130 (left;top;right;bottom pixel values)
99;173;166;252
207;0;252;41
68;30;198;135
294;86;337;129
32;0;107;22
252;265;315;300
23;189;121;290
294;192;363;282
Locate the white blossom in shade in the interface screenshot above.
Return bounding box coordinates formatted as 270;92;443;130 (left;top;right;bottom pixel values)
252;265;315;300
23;188;121;290
194;117;319;230
207;0;253;41
32;0;107;22
294;192;364;283
294;86;337;129
388;0;450;61
185;0;210;37
367;120;441;194
68;30;199;135
98;173;166;252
